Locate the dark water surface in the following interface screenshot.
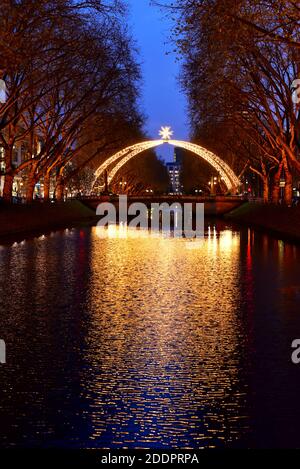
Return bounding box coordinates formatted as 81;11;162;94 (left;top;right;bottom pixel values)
1;221;300;448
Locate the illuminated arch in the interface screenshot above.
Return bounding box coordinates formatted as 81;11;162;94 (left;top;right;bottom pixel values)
92;139;240;191
93;140;164;185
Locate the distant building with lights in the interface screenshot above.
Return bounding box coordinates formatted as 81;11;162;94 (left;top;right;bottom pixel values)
166;147;183;194
0;138;50;199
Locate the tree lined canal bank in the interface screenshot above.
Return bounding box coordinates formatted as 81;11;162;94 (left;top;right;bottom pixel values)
1;200;300;244
0;201;97;239
225;203;300;244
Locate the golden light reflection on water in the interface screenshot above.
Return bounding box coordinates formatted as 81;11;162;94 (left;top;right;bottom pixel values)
3;225;300;448
81;225;248;448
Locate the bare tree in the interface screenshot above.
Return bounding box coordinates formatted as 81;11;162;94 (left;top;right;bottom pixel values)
0;0;143;202
157;0;300;203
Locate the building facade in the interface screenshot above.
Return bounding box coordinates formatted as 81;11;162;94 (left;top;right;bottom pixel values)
166;147;183;194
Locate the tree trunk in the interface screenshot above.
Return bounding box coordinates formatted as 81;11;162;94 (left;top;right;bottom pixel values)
26;177;36;203
2;173;14;202
271;162;282;204
55;178;65;201
284;171;293;206
43;172;50;202
282;152;292;206
24;161;39;203
263;176;269;203
3;145;14;202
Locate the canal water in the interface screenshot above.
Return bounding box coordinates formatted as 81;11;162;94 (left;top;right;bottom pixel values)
1;221;300;448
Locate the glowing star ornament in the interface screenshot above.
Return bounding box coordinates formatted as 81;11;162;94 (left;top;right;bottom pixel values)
159;126;173;141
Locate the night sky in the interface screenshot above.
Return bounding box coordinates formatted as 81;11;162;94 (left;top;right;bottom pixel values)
129;0;188;161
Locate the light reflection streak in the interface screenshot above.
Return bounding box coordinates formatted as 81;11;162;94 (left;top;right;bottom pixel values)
83;225;246;447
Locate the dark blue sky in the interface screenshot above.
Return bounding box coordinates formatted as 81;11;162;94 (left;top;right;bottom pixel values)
129;0;188;161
